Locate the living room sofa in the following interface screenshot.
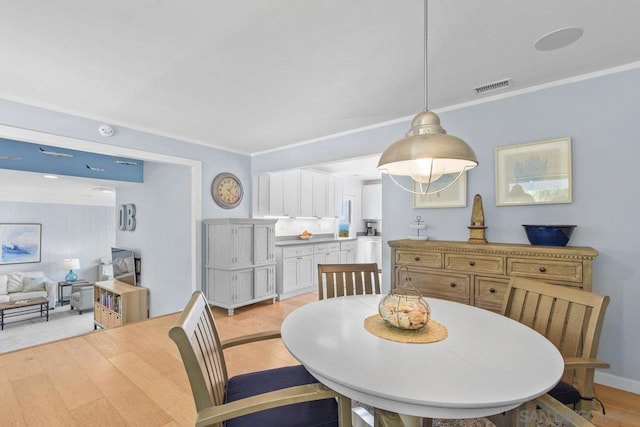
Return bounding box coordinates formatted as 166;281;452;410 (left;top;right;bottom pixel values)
0;271;56;307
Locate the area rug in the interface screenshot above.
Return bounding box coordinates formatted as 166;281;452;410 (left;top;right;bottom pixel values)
0;305;95;353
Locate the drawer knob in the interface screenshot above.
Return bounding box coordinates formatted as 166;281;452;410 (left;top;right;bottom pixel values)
450;282;456;288
414;256;421;261
489;288;496;293
539;267;546;272
469;261;475;266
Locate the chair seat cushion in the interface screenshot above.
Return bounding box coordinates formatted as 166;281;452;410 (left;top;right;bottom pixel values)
225;364;338;427
548;381;581;405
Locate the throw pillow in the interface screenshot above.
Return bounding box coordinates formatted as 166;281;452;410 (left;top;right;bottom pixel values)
23;277;47;292
7;273;24;293
0;275;7;295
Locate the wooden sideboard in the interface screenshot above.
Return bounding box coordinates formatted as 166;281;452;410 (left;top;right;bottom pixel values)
388;239;598;312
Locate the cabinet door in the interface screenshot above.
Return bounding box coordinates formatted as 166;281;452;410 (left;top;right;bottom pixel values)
268;172;285;216
282;170;300;217
254;223;275;265
362;184;382;220
299;171;314;217
233;224;254;266
312;172;327;217
340;249;356;264
235;269;254;302
255;174;271;217
282;257;299;292
254;265;275;298
298;255;314;289
325;175;336;218
334;177;343;218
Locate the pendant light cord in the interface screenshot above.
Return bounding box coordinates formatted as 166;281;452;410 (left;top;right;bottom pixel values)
424;0;429;111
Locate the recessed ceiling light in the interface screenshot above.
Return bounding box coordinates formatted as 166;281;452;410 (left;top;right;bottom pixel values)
92;187;114;193
535;27;584;51
43;174;58;179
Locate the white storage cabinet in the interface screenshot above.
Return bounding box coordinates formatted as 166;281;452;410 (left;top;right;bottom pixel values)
204;218;277;315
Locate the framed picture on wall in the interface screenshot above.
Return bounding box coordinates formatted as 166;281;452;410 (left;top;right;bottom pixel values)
495;137;572;206
413;172;467;208
0;223;42;265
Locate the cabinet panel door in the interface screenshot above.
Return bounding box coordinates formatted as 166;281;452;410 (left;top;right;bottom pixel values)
254;224;274;264
211;269;233;304
312;173;327;217
340;250;356;264
254;265;275;298
234;224;254;266
282;257;299;292
282;170;300;217
235;269;254;302
268;172;285;216
298;255;314;289
299;171;314;217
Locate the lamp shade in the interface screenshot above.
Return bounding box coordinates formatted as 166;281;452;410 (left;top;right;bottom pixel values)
63;258;80;270
378;110;478;194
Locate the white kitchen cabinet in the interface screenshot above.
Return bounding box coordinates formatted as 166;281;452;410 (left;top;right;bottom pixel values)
340;240;357;264
255;171;300;217
357;236;382;269
255;170;342;219
277;244;314;299
203;218;277;315
362;183;382;220
313;242;341;285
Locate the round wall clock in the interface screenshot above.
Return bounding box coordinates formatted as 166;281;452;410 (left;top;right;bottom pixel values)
211;172;244;209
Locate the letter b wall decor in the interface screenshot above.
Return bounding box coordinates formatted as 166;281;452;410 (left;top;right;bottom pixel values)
118;204;137;231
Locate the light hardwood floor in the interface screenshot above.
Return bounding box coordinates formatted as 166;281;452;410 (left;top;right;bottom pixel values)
212;291;640;427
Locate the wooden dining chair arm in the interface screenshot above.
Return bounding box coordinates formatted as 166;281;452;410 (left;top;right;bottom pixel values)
563;357;610;370
195;383;348;427
220;330;282;349
532;394;596;426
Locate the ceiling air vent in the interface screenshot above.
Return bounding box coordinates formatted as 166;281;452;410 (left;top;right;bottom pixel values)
474;78;511;95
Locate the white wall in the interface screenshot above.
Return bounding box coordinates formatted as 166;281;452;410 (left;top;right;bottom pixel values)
115;162;192;316
252;68;640;393
0;201;115;282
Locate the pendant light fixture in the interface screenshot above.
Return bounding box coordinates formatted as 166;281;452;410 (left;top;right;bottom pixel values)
377;0;478;195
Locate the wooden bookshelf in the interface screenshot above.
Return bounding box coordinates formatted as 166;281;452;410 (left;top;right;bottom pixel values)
93;280;148;329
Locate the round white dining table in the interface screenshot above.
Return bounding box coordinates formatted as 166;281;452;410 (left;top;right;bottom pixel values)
280;295;564;420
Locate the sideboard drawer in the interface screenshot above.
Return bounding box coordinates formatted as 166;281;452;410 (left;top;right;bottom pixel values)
445;254;505;275
475;276;510;313
507;258;582;283
396;251;442;268
398;268;470;303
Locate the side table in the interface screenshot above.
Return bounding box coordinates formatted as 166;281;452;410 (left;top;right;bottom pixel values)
58;280;90;306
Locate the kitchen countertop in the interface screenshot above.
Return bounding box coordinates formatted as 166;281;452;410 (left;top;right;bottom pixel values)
275;236;357;246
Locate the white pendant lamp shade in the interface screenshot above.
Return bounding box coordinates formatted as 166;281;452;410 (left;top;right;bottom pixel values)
378;110;477;193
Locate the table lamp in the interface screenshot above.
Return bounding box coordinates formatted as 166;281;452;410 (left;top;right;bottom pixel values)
63;258;80;282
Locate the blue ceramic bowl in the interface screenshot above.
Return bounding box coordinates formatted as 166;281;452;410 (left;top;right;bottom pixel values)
522;225;577;246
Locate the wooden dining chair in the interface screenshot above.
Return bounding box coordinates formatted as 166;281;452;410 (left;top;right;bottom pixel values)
318;263;381;299
501;277;610;418
169;291;352;427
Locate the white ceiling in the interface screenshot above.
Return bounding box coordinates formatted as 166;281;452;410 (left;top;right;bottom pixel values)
1;1;640;192
1;1;639;157
0;169;139;206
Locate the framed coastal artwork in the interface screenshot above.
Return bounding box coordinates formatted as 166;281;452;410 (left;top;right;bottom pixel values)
495;137;572;206
0;223;42;265
413;172;467;208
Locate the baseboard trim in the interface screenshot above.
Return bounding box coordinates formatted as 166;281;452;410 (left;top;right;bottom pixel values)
596;372;640;394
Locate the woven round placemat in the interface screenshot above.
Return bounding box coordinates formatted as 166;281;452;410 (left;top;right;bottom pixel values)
363;314;448;343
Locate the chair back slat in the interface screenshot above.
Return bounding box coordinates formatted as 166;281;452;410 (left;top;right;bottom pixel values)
318;263;381;300
501;277;609;398
170;291;228;414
